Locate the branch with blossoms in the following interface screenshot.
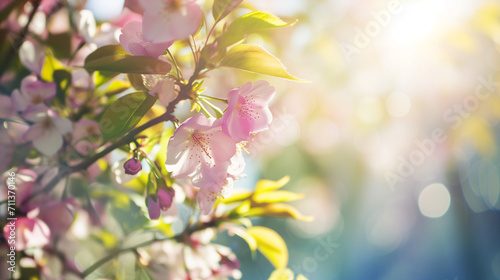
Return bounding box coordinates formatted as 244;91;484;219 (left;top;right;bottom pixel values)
0;0;311;279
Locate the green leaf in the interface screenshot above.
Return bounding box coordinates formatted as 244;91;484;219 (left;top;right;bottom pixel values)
220;44;308;82
101;79;132;96
212;0;243;22
137;266;155;280
246;226;288;269
127;73;151;92
99;92;157;140
53;69;72;104
245;203;314;221
219;11;296;47
41;52;68;82
94;71;119;88
268;268;294;280
110;196;148;233
84;45;172;74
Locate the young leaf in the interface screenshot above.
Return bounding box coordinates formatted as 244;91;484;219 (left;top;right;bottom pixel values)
99;92;157;140
255;176;290;193
246;226;288;269
219;11;296;47
253;190;304;204
220;44;308;82
225;224;258;252
220;190;252;204
245;203;314;221
268;268;294;280
212;0;243;22
84;45;172;74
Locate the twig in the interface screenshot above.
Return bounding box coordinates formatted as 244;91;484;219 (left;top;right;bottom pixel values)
0;0;42;78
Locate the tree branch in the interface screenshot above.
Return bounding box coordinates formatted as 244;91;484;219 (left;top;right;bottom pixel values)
25;111;174;202
0;0;42;79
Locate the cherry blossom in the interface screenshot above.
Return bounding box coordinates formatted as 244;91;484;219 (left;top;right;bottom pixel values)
165;114;237;188
71;119;100;155
197;177;234;215
222;81;276;142
146;75;178;106
3;216;50;251
0;95;15;119
22;104;72;156
19;38;45;75
140;0;202;44
119;20;172;58
12;75;56;112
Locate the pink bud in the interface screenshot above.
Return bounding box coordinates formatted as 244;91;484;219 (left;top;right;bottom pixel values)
146;195;160;220
123;158;142;175
157;188;174;211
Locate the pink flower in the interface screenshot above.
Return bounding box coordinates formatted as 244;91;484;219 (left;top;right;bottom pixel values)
119;21;172;57
165;114;237;189
197;177;234;215
196;148;246;214
148;76;177;106
0;95;15;119
37;199;75;237
123;158;142;175
12;75;56;112
19;39;45;75
222;81;276;142
3;217;50;251
140;0;202;44
22;104;72;156
72;119;100;155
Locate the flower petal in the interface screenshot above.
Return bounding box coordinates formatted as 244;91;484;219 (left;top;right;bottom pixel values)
32;127;63;156
197;188;218;215
53;117;73;134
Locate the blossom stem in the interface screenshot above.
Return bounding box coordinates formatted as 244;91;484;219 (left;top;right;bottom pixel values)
81;236;169;278
198;94;228;103
204;23;217;47
0;0;42;79
25;67;201;203
25;111;175;203
166;49;183;81
81;219;217;277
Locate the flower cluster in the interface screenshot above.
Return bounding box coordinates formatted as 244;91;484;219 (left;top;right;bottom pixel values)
0;0;309;279
166;81;276;214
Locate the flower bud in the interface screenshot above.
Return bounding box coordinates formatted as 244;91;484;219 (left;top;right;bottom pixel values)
146;195;160;220
123;158;142;175
157;188;175;211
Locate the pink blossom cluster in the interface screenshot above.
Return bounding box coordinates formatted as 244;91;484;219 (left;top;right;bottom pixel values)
166;81;276;214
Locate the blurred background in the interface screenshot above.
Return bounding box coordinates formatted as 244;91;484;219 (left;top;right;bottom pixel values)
58;0;500;279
